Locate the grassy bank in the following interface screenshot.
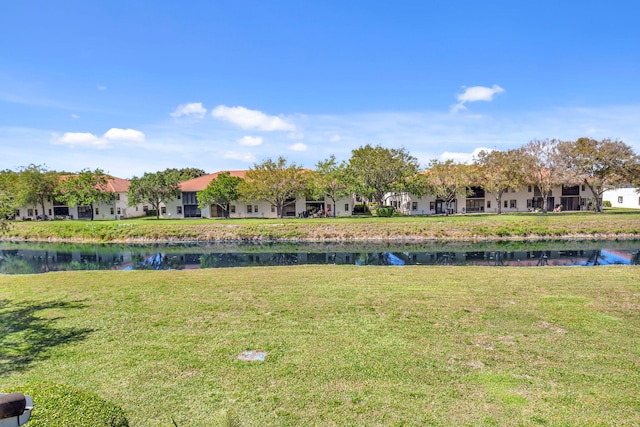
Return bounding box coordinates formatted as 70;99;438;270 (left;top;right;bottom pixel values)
4;210;640;243
1;266;639;426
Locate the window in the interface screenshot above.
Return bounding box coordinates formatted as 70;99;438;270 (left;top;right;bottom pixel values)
95;208;99;215
110;207;115;215
618;196;623;203
412;202;418;211
504;200;508;208
117;208;121;215
247;205;253;213
271;205;276;213
528;186;532;192
182;192;197;204
136;206;139;211
143;206;149;212
510;200;517;209
230;205;236;213
430;202;435;210
345;203;349;212
581;185;585;191
580;198;586;206
15;209;20;217
117;193;121;200
511;188;516;193
28;209;33;217
177;206;182;214
48;209;52;216
254;205;258;213
487;201;491;209
161;207;166;214
35;209;38;216
177;194;181;199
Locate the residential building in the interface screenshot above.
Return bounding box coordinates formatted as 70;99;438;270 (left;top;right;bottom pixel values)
603;187;640;209
15;176;146;220
162;170;355;219
389;184;597;215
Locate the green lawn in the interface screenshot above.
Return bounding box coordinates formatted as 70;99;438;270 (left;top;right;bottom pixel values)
5;209;640;242
1;266;639;426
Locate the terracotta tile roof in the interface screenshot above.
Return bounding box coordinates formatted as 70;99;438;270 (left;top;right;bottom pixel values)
105;176;130;193
179;170;248;192
59;174;130;193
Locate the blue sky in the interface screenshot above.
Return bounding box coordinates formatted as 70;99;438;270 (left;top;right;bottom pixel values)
1;0;639;178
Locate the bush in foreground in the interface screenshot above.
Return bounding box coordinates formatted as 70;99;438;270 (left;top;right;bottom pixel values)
8;382;128;427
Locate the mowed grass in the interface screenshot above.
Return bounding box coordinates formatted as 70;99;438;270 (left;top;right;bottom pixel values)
5;209;640;242
1;266;639;426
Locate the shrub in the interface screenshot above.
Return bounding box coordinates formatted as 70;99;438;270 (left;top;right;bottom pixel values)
375;206;394;217
602;200;612;208
8;382;129;427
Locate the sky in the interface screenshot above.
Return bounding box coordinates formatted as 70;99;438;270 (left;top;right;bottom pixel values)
1;0;640;179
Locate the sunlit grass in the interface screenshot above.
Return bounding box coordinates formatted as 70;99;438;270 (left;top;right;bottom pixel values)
1;266;639;426
4;209;640;242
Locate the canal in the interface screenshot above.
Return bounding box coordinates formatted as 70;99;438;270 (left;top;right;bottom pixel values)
1;240;639;274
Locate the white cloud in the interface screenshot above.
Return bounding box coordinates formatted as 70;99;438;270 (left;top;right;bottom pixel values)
439;147;494;164
103;128;145;142
237;135;263;147
329;134;341;142
51;132;110;149
212;105;296;131
71;114;80;120
452;84;505;113
170;102;207;119
222;151;256;162
97;85;107;91
288;142;308;152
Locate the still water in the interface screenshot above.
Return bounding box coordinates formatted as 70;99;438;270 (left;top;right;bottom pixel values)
1;240;639;274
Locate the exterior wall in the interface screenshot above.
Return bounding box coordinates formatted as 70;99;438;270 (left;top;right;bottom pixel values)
15;192;146;220
389;184;598;215
603;187;640;209
164;193;357;219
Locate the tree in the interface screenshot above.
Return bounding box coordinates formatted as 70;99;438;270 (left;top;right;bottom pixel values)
474;149;525;214
128;171;181;219
558;138;639;212
196;172;243;218
309;156;351;217
346;145;420;206
163;168;207;182
520;139;564;212
18;164;59;219
422;160;473;215
0;169;20;232
56;169;115;220
239;157;308;218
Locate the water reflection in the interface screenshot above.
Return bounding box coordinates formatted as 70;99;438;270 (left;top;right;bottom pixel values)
1;241;639;274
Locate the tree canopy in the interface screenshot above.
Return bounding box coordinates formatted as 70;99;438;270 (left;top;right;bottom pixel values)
421;159;473;214
18;164;59;219
0;170;20;231
309;156;351;217
56;169;115;220
520;139;563;212
197;172;243;218
239;157;308;218
128;171;181;219
558;138;639;212
474;149;525;214
163;168;207;182
346;145;420;206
